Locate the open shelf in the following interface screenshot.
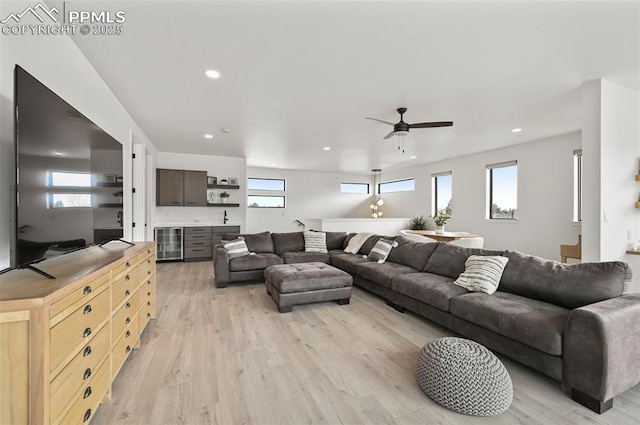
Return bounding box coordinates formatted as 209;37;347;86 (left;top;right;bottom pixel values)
207;184;240;190
97;203;124;208
207;203;240;207
96;182;123;187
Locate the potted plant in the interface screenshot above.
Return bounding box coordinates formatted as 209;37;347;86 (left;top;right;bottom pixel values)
432;211;451;234
219;191;230;203
410;216;427;230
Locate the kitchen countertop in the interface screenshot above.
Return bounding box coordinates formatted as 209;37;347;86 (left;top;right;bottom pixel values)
154;222;240;228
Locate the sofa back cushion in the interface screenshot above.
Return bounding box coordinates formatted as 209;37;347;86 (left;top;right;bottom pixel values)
325;232;348;250
424;243;504;279
358;235;397;255
387;236;439;271
272;232;304;254
500;250;632;309
223;231;274;253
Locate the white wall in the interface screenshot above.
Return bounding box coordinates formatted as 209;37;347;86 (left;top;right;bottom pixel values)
377;132;582;261
582;80;640;262
246;167;371;233
155;152;247;229
0;0;158;268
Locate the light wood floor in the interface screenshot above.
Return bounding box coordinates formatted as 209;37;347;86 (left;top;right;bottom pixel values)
92;261;640;425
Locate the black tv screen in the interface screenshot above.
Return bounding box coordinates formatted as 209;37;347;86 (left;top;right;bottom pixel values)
14;65;123;267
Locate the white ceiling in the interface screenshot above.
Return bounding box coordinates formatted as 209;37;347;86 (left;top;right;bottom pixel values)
70;0;640;174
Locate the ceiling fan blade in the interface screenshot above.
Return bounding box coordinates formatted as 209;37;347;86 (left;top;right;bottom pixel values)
366;117;395;126
383;130;396;139
409;121;454;128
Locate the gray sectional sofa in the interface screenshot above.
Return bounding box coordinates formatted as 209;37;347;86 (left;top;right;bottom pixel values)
213;231;640;414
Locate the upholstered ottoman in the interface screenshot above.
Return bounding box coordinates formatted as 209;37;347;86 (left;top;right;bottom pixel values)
416;337;513;416
264;262;353;313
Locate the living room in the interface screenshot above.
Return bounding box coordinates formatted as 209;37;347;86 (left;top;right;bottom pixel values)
1;1;639;424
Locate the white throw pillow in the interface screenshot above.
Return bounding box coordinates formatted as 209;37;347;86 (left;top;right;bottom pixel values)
221;237;251;259
344;232;374;254
366;238;398;264
454;255;509;294
304;231;328;253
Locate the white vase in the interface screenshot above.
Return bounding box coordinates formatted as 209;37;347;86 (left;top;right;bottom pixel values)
435;225;445;234
221;198;228;204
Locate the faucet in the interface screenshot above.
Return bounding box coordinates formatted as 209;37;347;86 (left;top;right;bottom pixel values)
224;210;228;224
117;211;123;227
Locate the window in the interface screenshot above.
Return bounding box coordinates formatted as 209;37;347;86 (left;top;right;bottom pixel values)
341;182;369;194
487;161;518;219
247;178;286;191
432;172;452;216
47;171;92;208
379;178;415;194
573;150;582;222
248;195;285;208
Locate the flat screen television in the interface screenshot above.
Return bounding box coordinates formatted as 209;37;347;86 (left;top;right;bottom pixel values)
14;65;124;268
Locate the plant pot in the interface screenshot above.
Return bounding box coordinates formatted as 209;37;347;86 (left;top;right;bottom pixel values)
221;198;228;204
435;225;445;234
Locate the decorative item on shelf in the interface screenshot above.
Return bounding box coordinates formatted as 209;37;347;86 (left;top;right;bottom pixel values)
104;174;117;183
220;191;230;203
369;168;384;218
208;176;217;185
228;177;238;186
116;175;123;183
207;192;216;204
432;211;451;234
410;216;427;230
219;178;228;185
113;190;124;204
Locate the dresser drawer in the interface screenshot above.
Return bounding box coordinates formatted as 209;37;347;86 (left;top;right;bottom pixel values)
53;355;111;425
112;268;139;308
112;290;140;342
112;255;140;280
50;288;110;373
184;246;212;259
50;325;109;421
184;239;210;248
140;272;156;292
112;316;139;377
140;254;155;278
139;291;156;331
184;232;211;242
50;272;110;320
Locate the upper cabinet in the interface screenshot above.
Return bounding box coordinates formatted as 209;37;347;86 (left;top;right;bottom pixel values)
156;169;207;206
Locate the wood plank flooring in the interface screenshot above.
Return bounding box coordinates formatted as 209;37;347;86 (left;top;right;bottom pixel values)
91;261;640;424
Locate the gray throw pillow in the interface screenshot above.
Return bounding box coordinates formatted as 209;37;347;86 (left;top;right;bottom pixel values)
221;237;251;259
367;239;398;263
454;255;509;294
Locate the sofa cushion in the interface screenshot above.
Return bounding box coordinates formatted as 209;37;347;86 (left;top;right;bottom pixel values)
424;243;504;279
224;231;274;253
281;251;330;264
229;253;283;272
330;253;369;274
450;292;570;356
304;230;328;253
326;231;348;250
392;272;468;312
272;232;305;255
387;236;439;271
354;261;417;289
500;251;632;309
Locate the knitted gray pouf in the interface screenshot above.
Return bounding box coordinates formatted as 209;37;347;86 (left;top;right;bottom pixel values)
416;337;513;416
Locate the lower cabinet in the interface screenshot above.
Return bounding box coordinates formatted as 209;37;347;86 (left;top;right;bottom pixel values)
0;242;156;425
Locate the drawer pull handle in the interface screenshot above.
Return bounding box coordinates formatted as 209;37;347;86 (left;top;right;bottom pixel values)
148;270;152;275
83;409;92;422
126;317;131;325
125;302;131;309
83;327;91;338
147;312;151;318
147;292;151;296
148;259;151;264
83;386;92;399
83;368;92;380
126;330;131;338
126;262;131;268
83;346;92;357
125;275;130;281
83;286;92;295
147;280;151;285
147;301;151;306
83;305;92;314
126;345;131;353
125;289;131;296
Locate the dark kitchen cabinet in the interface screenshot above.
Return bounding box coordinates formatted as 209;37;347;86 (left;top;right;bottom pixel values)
156;169;207;206
184;170;207;206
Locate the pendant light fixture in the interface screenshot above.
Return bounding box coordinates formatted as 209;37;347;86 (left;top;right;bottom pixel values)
369;169;384;218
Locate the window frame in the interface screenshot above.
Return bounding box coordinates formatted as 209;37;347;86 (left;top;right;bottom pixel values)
247;177;286;191
486;160;518;220
379;178;415;194
431;171;452;216
573;150;582;222
340;182;370;194
46;170;92;209
247;195;286;208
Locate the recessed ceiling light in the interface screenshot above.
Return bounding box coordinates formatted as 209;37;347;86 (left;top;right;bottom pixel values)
410;155;417;159
323;147;331;151
511;128;522;133
221;128;232;133
205;69;220;79
204;134;213;139
53;151;63;156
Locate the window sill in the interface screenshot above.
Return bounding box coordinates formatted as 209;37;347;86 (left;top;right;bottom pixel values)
485;219;519;224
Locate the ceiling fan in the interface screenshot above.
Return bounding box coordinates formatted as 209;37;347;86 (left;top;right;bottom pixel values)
366;107;453;140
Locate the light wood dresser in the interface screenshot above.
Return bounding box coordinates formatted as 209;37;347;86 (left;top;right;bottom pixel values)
0;242;156;425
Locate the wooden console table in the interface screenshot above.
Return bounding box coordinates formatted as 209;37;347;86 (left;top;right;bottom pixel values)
406;230;480;243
